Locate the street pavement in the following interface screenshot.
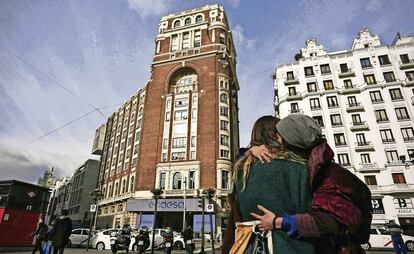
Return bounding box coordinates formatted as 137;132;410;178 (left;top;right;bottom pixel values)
1;247;413;254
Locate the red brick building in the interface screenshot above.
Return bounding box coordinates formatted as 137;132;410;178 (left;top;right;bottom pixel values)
95;4;239;232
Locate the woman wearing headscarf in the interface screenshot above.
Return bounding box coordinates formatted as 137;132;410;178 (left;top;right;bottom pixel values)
242;114;372;254
225;115;315;254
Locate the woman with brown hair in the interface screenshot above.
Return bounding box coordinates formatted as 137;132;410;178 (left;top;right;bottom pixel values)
224;115;315;254
243;114;371;254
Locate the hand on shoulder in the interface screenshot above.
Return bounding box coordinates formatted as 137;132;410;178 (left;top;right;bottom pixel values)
249;145;276;163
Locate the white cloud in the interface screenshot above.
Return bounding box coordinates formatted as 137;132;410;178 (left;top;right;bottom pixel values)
231;24;257;49
127;0;169;18
230;0;241;8
366;0;385;12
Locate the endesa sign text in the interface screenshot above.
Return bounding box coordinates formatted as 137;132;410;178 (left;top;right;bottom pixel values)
127;198;202;212
148;200;184;209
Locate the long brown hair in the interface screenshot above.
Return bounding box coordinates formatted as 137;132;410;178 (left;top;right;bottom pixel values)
232;115;287;190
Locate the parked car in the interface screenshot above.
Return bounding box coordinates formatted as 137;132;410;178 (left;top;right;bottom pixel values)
68;228;91;247
361;228;414;251
91;229;136;250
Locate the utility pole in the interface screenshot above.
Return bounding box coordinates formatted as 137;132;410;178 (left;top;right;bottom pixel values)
199;195;206;254
183;177;187;230
151;189;163;254
86;189;103;251
205;188;216;254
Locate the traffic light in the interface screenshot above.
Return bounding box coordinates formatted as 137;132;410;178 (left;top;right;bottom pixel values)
198;199;203;208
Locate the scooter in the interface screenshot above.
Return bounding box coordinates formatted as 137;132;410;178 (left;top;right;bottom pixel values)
162;232;174;254
110;231;127;254
184;238;194;254
135;232;150;254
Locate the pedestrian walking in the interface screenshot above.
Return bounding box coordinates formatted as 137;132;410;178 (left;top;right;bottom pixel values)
49;209;72;254
31;217;49;254
182;226;195;254
121;224;132;253
387;220;408;254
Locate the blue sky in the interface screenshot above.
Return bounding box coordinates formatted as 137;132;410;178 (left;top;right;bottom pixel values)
1;0;413;183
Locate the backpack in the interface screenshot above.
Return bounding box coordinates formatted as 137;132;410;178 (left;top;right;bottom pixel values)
343;166;373;244
320;162;373;244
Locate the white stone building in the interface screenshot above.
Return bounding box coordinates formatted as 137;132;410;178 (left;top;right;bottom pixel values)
273;28;414;235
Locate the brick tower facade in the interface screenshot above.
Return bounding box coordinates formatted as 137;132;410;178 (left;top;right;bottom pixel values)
136;4;240;198
95;4;240;230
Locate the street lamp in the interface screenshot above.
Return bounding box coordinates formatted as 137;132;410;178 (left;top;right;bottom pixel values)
204;188;216;254
151;188;163;254
86;189;103;251
198;191;206;254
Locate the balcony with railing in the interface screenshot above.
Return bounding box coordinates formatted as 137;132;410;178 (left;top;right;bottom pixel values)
350;121;369;131
376;118;390;124
335;142;347;147
328;103;340;109
341;85;360;95
381;138;396;144
284;76;299;85
355;141;375;151
338;68;355;78
400;59;414;70
381;184;414;194
331;122;344;128
403;136;414;143
405;77;414;87
310;105;322;111
346;102;364;112
99;192;133;205
368;185;382;193
286;92;302;101
164;189;198;196
371;98;384;104
358;162;379;172
288;108;304;114
385;160;407;168
397;115;411;122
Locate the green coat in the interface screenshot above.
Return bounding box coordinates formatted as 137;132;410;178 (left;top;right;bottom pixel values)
235;159;315;254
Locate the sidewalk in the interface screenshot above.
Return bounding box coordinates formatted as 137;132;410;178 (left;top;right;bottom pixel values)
1;248;221;254
0;244;222;254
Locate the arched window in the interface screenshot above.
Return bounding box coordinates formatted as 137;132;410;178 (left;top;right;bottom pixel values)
108;185;112;197
195;15;202;23
169;68;198;93
220;93;228;103
130;176;135;192
122;179;126;193
115;182;119;196
220;30;226;44
138;107;143;117
173;20;180;28
184;18;191;25
173;172;182;189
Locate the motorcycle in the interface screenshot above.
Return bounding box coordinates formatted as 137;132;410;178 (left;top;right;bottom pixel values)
162;232;174;254
182;227;195;254
184;238;194;254
110;230;127;254
135;232;150;254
